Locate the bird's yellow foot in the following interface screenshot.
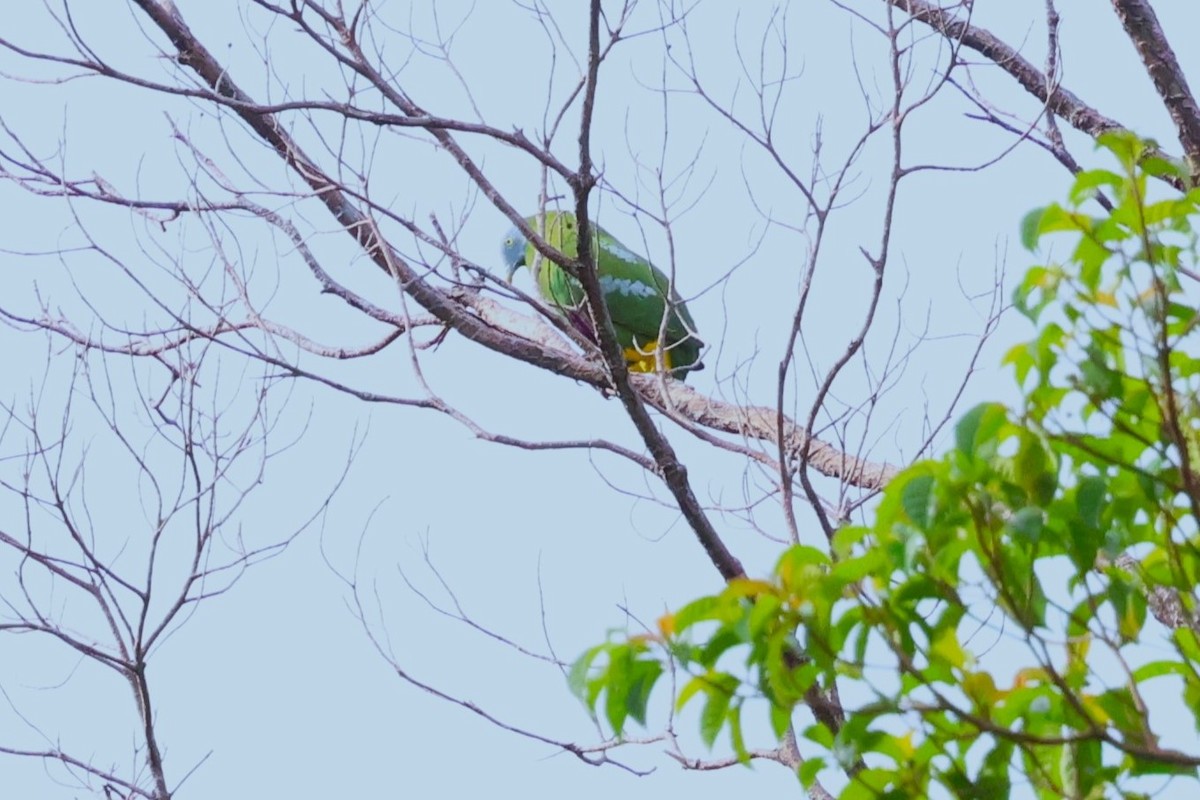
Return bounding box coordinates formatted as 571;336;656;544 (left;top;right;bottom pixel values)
623;340;674;373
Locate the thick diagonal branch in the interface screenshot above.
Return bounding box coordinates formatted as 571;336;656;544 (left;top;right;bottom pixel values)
631;377;899;489
129;0;584;378
889;0;1123;137
887;0;1190;190
1111;0;1200;177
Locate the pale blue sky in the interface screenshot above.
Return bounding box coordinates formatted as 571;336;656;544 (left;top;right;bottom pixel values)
1;2;1198;798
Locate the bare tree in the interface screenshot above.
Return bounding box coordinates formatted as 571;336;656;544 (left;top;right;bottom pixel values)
0;326;345;797
1;1;1196;797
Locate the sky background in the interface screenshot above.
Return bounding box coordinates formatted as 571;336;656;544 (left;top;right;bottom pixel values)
1;1;1199;797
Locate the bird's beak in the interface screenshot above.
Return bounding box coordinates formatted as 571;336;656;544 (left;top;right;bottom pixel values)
505;263;519;283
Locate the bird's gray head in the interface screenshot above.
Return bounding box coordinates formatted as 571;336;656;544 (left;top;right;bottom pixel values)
501;226;528;282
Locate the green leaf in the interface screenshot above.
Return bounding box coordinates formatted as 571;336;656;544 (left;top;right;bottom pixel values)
603;648;634;734
901;474;935;528
747;591;783;637
676;675;708;711
1128;756;1200;778
1021;207;1048;250
1094;687;1146;741
672;595;722;632
829;549;886;587
805;719;835;749
1075;477;1107;531
1013;265;1063;321
1014;432;1057;504
1069;169;1123;205
1096;129;1145;166
1034;204;1091;239
624;659;663;726
976;740;1015;797
831;524;869;558
1176;627;1200;663
567;644;604;702
770;700;793;740
1114;582;1147;643
798;756;825;788
1132;660;1192;682
839;768;895;799
1141;153;1187;180
1005;506;1045;543
698;627;745;668
699;673;735;747
727;702;749;763
929;626;966;670
955;403;1007;459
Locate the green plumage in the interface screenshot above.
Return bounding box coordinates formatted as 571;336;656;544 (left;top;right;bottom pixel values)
506;211;704;379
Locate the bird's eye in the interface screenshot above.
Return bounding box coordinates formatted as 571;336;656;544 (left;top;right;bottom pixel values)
504;237;514;247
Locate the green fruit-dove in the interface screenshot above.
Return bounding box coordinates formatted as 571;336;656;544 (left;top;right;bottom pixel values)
501;211;704;380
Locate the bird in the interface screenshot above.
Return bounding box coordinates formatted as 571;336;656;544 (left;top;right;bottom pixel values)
501;211;704;380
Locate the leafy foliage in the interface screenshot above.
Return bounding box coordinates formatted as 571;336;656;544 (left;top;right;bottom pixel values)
572;132;1200;797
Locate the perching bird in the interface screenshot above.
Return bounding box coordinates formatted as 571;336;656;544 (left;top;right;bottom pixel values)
501;211;704;380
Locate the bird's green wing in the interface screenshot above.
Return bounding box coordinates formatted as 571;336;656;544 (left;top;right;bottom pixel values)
594;227;697;339
524;211;703;375
593;225;703;371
